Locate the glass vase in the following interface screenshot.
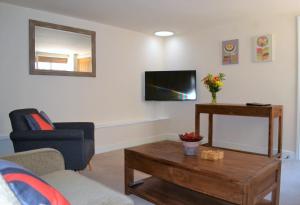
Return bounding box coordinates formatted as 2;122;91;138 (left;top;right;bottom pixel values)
211;92;217;104
183;141;199;156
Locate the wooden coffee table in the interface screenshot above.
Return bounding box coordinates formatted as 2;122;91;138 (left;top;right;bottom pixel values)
124;140;281;205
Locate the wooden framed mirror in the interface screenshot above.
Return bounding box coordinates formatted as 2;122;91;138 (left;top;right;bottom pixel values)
29;20;96;77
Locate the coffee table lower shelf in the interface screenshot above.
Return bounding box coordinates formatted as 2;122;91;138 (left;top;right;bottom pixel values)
126;177;271;205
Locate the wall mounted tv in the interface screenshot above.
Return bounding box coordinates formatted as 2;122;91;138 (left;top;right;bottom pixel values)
145;70;197;101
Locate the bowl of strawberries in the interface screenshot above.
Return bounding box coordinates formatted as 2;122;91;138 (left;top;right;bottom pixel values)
179;132;203;156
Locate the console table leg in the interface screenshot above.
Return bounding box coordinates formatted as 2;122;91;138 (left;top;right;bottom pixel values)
278;114;283;156
208;114;213;146
195;112;200;136
268;113;274;157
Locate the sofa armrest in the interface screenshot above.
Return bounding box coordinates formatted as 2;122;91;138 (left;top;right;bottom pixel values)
10;130;84;141
0;148;65;176
54;122;94;140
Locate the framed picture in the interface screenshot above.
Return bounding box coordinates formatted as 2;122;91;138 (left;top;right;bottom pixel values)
253;34;274;62
222;39;239;65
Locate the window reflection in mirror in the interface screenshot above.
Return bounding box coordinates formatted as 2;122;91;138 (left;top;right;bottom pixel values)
29;20;96;77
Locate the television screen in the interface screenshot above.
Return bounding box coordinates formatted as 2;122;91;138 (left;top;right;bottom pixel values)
145;70;197;101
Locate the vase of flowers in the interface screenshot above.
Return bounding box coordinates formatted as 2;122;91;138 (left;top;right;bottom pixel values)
179;132;203;156
202;73;225;104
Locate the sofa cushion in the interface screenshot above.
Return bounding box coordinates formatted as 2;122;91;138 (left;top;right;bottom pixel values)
0;160;70;205
41;170;134;205
0;175;20;205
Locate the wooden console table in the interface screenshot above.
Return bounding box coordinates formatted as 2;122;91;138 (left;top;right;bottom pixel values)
195;103;283;157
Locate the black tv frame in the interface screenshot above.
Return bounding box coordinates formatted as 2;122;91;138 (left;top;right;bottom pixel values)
144;70;197;101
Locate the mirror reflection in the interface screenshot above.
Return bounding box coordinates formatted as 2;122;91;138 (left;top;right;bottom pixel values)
29;20;96;77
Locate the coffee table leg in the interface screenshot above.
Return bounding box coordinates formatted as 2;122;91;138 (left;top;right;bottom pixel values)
125;165;134;195
271;188;280;205
271;166;281;205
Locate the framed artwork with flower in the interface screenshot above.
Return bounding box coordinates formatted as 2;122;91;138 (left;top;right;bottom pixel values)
222;39;239;65
253;34;274;62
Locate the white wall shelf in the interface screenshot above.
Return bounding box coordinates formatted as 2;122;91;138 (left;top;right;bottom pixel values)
95;117;169;129
0;117;170;140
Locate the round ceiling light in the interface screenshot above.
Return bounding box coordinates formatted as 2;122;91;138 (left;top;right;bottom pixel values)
154;31;174;37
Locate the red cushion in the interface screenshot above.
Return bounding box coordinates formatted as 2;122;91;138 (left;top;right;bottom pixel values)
29;113;54;130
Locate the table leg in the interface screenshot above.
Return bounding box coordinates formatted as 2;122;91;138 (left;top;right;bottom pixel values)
271;188;280;205
271;165;281;205
124;162;134;195
268;112;274;157
244;187;255;205
278;114;283;156
208;114;213;146
195;111;200;136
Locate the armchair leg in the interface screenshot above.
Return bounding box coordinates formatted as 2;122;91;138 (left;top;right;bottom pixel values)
88;160;93;171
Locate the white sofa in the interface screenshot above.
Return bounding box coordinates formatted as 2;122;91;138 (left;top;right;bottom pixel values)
1;148;134;205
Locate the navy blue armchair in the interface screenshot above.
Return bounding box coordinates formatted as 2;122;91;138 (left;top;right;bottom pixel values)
9;108;95;171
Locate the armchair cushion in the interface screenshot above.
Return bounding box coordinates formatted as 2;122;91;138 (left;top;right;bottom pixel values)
0;160;70;205
40;111;55;128
25;113;54;131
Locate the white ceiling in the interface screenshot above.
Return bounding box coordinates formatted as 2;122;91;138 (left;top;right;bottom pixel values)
1;0;300;35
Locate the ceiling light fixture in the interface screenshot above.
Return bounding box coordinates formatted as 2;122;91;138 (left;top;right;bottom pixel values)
154;31;174;37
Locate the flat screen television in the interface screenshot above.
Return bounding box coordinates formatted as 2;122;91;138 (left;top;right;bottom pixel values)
145;70;197;101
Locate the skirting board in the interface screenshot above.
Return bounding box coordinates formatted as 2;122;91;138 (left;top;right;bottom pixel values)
0;134;8;141
162;133;296;160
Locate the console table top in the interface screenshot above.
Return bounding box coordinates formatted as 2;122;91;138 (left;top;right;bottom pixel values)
196;103;282;108
195;103;282;117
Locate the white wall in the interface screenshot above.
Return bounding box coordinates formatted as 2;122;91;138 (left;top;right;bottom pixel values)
0;3;167;155
164;14;297;155
0;3;297;157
